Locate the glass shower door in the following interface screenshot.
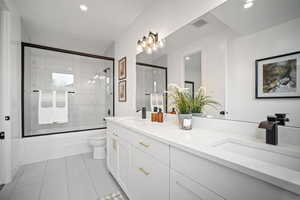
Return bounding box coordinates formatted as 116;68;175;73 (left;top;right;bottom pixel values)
23;45;114;137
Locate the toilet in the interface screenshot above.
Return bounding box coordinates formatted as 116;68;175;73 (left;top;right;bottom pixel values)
88;133;106;159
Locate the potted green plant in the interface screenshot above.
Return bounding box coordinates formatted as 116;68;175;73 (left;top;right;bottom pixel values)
191;87;219;116
168;84;193;130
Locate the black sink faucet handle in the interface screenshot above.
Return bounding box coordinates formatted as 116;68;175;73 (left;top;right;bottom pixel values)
274;113;289;126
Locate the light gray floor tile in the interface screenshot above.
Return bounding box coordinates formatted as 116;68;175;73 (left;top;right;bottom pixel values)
82;154;119;197
15;161;46;189
0;164;33;200
0;154;124;200
0;182;15;200
66;155;98;200
40;158;69;200
10;183;41;200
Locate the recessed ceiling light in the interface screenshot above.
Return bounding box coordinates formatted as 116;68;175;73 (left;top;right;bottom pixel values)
80;4;88;12
244;0;254;9
185;57;190;61
244;2;253;9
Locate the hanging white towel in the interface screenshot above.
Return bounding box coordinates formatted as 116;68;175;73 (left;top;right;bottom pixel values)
38;90;55;124
150;93;164;112
54;91;68;124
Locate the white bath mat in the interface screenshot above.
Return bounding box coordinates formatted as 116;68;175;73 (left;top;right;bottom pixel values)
100;191;124;200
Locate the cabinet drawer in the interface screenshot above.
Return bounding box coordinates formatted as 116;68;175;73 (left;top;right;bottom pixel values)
171;170;224;200
108;122;170;166
131;132;169;166
170;147;299;200
107;123;132;142
131;147;169;200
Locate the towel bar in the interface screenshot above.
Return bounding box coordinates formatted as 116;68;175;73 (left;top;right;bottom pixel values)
32;90;75;94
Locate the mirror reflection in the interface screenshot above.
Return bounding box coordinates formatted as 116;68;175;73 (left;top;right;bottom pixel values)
136;0;300;127
136;54;167;112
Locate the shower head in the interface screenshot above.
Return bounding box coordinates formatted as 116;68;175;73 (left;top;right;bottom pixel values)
103;67;110;73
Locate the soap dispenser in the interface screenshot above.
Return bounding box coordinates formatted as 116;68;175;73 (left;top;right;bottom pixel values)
151;107;158;122
142;107;146;119
157;108;164;123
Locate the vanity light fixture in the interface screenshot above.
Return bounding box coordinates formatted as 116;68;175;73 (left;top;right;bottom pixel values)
80;4;88;12
244;0;254;9
185;57;190;61
137;32;164;54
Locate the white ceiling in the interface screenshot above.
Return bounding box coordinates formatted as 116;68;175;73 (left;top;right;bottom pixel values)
211;0;300;35
166;12;231;52
15;0;155;54
162;0;300;53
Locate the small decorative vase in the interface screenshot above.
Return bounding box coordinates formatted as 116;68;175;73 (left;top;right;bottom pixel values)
178;113;193;130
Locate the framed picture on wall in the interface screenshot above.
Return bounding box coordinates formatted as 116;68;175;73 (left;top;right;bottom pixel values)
256;51;300;98
118;57;127;80
118;80;127;102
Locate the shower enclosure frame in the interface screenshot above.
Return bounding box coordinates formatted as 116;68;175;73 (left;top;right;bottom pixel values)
21;42;115;138
136;62;168;112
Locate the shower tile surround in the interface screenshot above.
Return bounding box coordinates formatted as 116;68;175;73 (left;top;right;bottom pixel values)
23;47;113;136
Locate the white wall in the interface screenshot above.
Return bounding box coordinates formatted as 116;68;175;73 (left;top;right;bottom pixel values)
0;0;22;183
114;0;227;116
227;17;300;127
9;9;22;180
103;42;115;58
185;52;201;90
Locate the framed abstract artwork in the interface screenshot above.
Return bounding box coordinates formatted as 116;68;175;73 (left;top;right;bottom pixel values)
118;57;127;80
118;80;127;102
256;51;300;98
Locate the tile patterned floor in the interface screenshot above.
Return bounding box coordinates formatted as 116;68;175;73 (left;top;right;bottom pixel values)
0;154;127;200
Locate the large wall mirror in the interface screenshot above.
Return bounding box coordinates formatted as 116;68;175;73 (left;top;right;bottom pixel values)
136;0;300;127
136;53;168;112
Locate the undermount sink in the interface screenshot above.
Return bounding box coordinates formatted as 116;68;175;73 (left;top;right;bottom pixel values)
213;139;300;172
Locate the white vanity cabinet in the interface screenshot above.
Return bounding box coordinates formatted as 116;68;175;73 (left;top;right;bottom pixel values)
171;147;300;200
106;129;118;178
171;170;224;200
106;124;131;195
130;147;169;200
107;122;300;200
118;138;131;194
106;122;170;200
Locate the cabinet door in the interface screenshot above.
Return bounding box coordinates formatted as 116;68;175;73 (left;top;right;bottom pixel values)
171;170;224;200
107;134;118;177
131;147;169;200
118;138;131;194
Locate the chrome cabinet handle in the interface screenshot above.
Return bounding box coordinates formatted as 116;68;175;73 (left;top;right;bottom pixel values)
139;167;150;176
139;141;150;148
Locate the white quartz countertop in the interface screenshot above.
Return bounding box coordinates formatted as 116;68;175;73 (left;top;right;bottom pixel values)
106;116;300;195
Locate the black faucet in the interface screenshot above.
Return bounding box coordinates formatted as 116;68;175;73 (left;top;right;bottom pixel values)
258;113;289;145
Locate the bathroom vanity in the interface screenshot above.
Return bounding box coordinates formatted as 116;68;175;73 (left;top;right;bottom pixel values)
106;116;300;200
